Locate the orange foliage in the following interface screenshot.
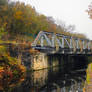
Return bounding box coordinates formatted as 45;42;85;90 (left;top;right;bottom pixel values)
87;3;92;19
29;48;39;54
14;11;23;20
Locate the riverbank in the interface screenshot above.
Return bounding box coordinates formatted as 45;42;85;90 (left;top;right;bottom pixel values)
83;56;92;92
0;45;26;91
83;63;92;92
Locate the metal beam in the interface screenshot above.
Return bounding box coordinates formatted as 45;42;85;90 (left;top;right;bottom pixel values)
42;34;52;46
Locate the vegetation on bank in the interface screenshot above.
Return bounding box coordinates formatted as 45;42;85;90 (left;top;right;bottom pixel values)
86;57;92;84
82;3;92;90
0;45;26;90
83;56;92;91
0;0;86;44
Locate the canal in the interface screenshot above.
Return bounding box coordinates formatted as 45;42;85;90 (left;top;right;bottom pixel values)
0;63;87;92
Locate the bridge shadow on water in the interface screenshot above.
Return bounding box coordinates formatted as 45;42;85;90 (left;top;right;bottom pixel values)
10;68;86;92
0;54;90;92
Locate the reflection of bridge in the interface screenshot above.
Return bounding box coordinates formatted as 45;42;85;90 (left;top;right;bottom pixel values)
32;31;92;54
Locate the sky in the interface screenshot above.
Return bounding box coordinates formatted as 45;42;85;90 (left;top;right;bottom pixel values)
14;0;92;39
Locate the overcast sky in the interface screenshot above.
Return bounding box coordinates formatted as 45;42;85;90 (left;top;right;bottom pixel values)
14;0;92;39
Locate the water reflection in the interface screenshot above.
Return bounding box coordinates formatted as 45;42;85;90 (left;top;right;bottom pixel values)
0;67;86;92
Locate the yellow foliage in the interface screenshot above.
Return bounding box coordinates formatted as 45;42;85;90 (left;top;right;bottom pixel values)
86;63;92;84
86;72;90;84
14;11;23;20
0;46;6;55
2;6;7;11
3;22;7;27
0;66;3;70
18;65;26;73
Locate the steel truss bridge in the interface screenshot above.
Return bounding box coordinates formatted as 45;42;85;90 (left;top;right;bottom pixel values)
31;31;92;54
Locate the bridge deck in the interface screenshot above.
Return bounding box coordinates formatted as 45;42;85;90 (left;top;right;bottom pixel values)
32;46;92;55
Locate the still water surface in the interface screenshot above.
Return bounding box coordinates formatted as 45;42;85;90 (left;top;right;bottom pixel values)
1;66;86;92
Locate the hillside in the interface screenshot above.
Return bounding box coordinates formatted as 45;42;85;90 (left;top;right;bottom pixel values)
0;0;86;43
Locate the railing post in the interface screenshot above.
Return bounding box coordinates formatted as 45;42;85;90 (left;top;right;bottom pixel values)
76;39;79;49
82;40;85;49
70;37;73;49
88;41;90;50
41;36;44;47
62;37;64;48
52;34;55;47
43;34;52;46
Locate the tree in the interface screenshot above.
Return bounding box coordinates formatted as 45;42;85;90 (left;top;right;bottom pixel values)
87;2;92;19
0;0;8;5
0;0;86;41
0;27;7;39
66;25;75;33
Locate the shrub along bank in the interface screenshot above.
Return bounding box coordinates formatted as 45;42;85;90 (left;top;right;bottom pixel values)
0;45;26;90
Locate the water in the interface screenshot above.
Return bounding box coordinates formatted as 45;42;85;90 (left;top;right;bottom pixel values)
0;67;86;92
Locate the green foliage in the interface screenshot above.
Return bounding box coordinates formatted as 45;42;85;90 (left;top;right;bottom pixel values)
0;27;7;39
0;46;7;55
0;0;8;5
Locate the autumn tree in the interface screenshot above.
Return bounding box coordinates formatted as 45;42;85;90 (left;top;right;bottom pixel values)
87;2;92;19
0;0;86;41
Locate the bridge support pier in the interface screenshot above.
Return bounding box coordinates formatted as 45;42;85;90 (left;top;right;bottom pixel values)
32;53;60;70
31;53;88;71
32;53;48;70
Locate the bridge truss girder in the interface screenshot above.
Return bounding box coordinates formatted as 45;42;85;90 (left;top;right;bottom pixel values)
32;31;92;54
